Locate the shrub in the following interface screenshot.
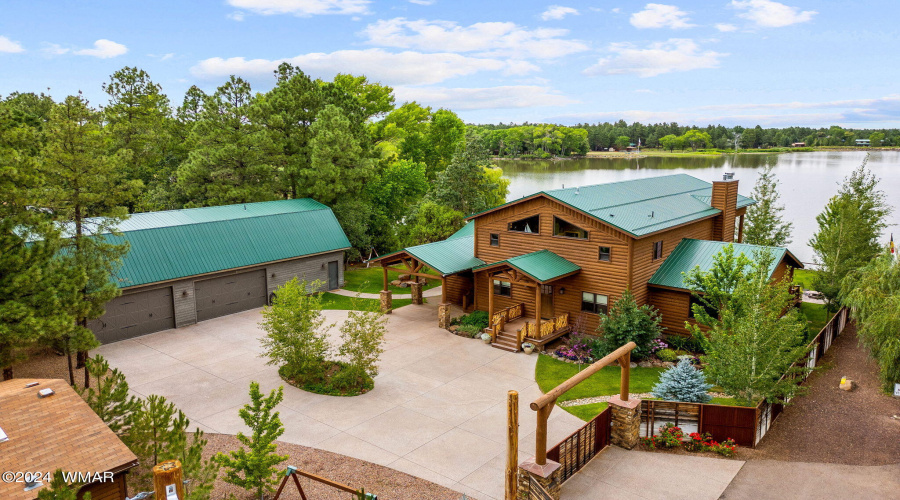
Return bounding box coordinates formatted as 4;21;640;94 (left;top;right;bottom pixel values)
656;423;683;447
665;335;705;354
596;290;664;360
260;279;334;373
649;338;669;355
457;324;483;338
651;358;713;403
553;334;593;363
457;310;490;330
337;304;387;380
656;348;678;362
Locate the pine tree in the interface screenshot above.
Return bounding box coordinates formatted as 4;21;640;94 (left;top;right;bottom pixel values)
216;382;288;500
596;290;664;360
651;358;712;403
126;395;184;475
39;94;141;385
78;355;140;435
743;165;793;246
36;470;90;500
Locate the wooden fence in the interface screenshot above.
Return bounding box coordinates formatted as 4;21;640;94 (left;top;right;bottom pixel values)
547;407;611;483
642;306;851;448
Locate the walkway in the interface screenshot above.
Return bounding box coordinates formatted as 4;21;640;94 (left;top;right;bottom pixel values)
328;285;444;300
562;447;744;500
96;301;584;500
721;460;899;499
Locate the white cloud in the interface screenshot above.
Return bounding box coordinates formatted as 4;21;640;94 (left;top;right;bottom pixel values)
408;0;435;4
630;4;695;29
0;35;24;53
227;0;369;16
585;38;725;77
191;48;537;85
361;18;588;60
611;8;621;13
149;53;175;61
731;0;816;28
41;43;69;55
73;39;128;58
394;85;578;110
715;23;738;32
541;5;579;21
227;11;246;21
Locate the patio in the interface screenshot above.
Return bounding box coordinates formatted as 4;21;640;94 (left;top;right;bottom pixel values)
96;300;585;500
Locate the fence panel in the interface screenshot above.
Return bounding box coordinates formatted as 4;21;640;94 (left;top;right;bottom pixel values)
699;405;758;447
547;407;611;484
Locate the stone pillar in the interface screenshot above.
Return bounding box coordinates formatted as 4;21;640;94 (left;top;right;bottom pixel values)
438;303;452;329
517;459;561;500
608;395;641;450
380;290;393;314
410;282;423;305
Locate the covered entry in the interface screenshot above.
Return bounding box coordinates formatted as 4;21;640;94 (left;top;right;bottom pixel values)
195;269;267;322
89;287;176;343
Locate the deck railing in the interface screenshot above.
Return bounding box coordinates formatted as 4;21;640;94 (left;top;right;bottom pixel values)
488;302;525;341
520;312;570;341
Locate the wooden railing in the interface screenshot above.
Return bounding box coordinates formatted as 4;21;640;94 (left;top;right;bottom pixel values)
273;466;374;499
489;302;525;341
547;407;611;483
519;312;570;341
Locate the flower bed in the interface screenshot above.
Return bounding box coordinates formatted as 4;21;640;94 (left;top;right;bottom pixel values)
641;423;737;457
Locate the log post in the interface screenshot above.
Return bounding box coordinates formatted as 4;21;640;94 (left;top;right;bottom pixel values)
737;214;745;243
153;460;185;500
620;351;631;401
534;285;541;339
382;265;389;292
488;274;495;319
506;390;518;500
534;403;553;465
441;276;447;304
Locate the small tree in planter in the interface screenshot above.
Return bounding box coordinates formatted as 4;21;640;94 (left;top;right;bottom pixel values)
651;358;713;403
260;278;334;374
337;299;387;384
596;290;664;360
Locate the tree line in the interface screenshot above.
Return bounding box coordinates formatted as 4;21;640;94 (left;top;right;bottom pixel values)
0;65;508;383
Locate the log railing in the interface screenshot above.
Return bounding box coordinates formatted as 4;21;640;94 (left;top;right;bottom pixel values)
272;466;374;500
488;302;525;340
520;312;570;341
530;341;636;466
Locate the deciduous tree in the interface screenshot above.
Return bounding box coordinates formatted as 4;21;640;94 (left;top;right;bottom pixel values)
596;290;664;360
260;279;334;373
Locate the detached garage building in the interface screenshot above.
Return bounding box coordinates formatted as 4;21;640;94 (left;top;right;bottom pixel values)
88;199;351;344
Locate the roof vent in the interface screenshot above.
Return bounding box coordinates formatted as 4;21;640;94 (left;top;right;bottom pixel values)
24;479;43;492
38;388;55;398
649;211;654;218
723;172;735;181
0;425;8;443
575;187;580;195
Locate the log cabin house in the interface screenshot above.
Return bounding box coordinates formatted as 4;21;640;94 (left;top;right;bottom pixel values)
371;173;802;351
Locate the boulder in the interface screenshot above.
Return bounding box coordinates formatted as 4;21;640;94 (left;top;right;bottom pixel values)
661;362;675;368
839;379;856;391
638;361;653;368
630;362;638;369
398;274;411;281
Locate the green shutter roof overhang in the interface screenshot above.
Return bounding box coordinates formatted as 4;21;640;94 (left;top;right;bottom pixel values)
474;249;581;283
102;199;351;288
372;234;484;276
648;239;803;291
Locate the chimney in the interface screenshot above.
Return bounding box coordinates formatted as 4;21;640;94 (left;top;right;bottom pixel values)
711;174;739;242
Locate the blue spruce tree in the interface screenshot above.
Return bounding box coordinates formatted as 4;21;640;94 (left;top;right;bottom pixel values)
651;358;712;403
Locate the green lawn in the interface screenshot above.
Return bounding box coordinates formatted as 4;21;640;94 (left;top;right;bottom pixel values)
562;402;608;421
319;292;414;311
342;266;441;295
793;269;817;291
799;301;834;339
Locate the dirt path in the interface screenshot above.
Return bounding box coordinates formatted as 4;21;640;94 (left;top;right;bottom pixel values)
746;323;900;465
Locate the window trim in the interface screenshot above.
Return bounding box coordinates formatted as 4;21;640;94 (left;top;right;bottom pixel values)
581;292;609;315
493;279;511;297
489;233;500;247
507;215;541;234
551;216;589;240
598;246;611;262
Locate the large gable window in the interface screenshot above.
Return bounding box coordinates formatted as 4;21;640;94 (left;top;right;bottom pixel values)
508;215;540;233
553;216;588;239
493;280;512;297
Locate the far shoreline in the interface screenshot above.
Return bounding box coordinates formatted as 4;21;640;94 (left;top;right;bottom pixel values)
492;147;900;161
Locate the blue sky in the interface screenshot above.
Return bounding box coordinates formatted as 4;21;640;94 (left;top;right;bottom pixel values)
2;0;899;127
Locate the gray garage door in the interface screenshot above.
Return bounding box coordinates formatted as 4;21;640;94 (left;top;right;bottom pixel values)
195;269;267;322
89;287;175;344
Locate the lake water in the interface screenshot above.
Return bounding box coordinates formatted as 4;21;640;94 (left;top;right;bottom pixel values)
496;151;900;263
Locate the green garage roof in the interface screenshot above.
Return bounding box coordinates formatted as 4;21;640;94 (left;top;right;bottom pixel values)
402;235;485;276
475;249;581;283
469;174;756;237
102;199;351;288
648;239;802;290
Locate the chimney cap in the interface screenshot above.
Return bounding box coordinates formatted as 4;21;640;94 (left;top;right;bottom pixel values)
722;172;735;181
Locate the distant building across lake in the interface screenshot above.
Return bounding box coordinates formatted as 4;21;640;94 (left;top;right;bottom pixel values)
856;139;871;146
791;142;806;147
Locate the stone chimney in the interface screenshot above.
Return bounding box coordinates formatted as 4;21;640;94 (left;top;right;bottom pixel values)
711;173;738;242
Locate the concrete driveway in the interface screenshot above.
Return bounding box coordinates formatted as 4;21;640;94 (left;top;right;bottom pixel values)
96;301;585;500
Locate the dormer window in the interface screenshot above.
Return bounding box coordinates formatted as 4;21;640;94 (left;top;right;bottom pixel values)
553;217;588;239
508;215;540;233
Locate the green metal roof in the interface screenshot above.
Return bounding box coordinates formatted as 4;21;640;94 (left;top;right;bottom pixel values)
474;249;581;283
403;235;484;276
648;239;800;290
101;199;351;288
469;174;756;237
446;222;474;240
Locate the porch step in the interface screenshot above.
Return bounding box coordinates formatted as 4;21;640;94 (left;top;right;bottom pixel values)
491;341;519;352
491;331;520;352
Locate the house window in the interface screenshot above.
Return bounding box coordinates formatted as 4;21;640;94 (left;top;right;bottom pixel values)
493;280;511;297
490;233;500;246
598;246;611;262
581;292;608;315
508;215;540;233
553;216;588;239
688;295;718;319
652;241;663;260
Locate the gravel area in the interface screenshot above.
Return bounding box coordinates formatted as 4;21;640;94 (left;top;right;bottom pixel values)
747;322;900;465
8;347;94;389
201;433;464;500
